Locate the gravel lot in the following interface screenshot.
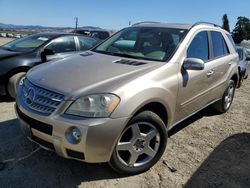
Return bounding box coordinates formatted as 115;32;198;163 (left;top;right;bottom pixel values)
0;37;13;45
0;38;250;188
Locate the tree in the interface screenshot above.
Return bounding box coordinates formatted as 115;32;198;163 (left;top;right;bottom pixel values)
232;16;250;43
222;14;230;32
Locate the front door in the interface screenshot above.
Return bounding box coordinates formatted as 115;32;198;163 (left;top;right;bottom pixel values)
175;31;213;122
43;36;77;62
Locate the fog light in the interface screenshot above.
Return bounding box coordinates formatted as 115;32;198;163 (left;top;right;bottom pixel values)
65;127;82;144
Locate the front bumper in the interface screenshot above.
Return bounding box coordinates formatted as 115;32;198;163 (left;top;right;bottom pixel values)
15;103;128;163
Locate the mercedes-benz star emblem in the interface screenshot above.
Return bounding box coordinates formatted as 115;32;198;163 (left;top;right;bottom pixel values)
25;88;36;105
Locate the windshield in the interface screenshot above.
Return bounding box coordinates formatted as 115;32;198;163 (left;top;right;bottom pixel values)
1;35;51;52
93;27;188;61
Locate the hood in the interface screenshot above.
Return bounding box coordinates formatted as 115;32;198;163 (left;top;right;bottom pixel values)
0;48;22;60
27;52;162;99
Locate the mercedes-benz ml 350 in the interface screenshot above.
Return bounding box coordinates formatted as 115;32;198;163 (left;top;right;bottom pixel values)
16;22;239;174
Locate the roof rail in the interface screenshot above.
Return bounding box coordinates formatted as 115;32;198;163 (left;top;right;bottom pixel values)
132;21;160;26
191;22;222;29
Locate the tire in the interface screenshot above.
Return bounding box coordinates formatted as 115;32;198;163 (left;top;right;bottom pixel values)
212;80;235;113
109;111;167;175
237;76;244;88
7;72;26;99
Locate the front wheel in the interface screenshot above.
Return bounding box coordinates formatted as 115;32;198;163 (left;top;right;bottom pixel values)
109;111;167;175
212;80;236;113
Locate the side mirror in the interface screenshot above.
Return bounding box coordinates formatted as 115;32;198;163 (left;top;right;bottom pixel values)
183;58;205;70
41;49;55;62
246;56;250;61
43;48;55;56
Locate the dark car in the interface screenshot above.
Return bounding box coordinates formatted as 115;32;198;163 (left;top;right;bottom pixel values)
0;32;100;98
236;46;250;87
73;28;110;40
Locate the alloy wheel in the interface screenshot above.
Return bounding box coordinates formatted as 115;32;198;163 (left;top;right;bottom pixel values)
116;122;160;167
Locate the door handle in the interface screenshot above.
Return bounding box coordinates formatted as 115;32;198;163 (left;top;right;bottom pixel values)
228;62;232;65
207;70;214;76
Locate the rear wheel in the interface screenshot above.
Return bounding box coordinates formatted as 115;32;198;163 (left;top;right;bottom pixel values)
237;75;244;88
109;111;167;175
212;80;235;113
7;72;26;99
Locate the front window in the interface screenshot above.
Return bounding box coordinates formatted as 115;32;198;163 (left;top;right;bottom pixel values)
187;31;209;61
93;27;188;61
45;36;76;54
1;35;51;52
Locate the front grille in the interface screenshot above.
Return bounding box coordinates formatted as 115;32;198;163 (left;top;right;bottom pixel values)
16;106;53;135
20;78;64;115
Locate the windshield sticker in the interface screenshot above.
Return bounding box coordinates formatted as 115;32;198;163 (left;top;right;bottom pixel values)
38;37;49;41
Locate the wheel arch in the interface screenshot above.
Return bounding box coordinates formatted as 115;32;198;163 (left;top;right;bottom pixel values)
5;66;30;84
132;102;169;127
230;73;239;87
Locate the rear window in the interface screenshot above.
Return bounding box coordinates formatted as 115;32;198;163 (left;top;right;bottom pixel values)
78;37;98;51
211;31;229;58
91;31;109;40
226;34;236;50
236;48;243;60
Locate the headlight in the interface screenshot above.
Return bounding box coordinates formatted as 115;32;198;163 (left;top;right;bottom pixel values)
65;94;120;118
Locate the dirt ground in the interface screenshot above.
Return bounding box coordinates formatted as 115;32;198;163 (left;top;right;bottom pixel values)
0;37;250;188
0;37;13;45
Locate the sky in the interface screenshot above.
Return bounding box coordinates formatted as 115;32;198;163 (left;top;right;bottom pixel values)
0;0;249;31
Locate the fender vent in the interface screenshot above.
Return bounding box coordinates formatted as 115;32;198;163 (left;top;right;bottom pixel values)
113;59;147;66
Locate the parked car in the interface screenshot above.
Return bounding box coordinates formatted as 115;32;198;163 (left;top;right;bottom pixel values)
16;22;239;175
0;32;100;98
73;28;110;40
236;46;250;87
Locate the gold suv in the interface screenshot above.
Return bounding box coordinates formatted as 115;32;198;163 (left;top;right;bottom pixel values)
16;22;239;174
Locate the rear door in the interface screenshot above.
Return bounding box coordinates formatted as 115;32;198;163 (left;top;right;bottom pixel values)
205;31;232;99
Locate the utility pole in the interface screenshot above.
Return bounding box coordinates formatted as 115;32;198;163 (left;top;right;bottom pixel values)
74;17;78;30
129;21;131;26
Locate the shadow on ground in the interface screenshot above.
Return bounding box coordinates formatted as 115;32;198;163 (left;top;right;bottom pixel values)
168;106;218;137
0;95;13;103
184;133;250;188
0;118;125;188
0;106;231;187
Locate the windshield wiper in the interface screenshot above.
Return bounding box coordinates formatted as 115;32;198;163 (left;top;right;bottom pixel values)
112;52;141;59
94;50;144;60
93;50;112;55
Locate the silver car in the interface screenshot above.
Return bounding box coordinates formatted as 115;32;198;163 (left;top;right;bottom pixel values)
16;22;239;174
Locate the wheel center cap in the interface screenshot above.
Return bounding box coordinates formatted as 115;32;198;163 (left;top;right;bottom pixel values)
133;138;145;151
